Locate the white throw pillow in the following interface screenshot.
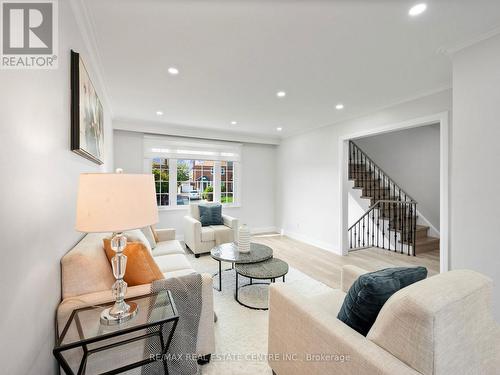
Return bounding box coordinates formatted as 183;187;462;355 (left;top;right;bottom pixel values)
140;227;157;250
123;228;153;253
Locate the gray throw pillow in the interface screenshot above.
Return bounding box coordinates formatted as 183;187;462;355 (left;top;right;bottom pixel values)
198;204;224;227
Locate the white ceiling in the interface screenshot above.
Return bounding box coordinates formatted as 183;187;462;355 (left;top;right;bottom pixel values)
85;0;500;138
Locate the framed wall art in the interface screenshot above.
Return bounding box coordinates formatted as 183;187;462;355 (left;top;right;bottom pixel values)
70;50;104;164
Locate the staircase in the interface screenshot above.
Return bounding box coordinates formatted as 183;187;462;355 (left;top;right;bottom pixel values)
348;141;439;256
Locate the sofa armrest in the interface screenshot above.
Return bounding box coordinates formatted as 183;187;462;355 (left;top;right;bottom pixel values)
198;273;215;355
222;214;239;242
155;228;176;242
183;215;202;250
341;265;368;293
268;284;420;375
221;214;238;229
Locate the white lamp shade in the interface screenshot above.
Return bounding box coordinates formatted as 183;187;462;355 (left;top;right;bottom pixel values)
75;173;158;233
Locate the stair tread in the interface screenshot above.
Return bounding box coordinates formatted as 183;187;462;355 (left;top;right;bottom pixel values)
360;196;397;200
391;224;428;232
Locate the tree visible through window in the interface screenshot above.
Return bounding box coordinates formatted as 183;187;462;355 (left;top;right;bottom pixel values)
152;158;169;206
152;158;235;207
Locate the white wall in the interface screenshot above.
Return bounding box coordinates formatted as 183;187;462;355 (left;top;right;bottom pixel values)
114;130;277;236
451;34;500;322
276;89;451;252
0;1;113;374
355;123;440;231
113;130;144;173
348;181;370;227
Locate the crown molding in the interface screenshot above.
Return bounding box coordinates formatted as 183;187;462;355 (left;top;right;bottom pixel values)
113;118;281;145
438;26;500;56
68;0;114;117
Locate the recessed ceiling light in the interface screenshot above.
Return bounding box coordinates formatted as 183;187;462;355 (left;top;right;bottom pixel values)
276;91;286;98
156;111;163;116
167;67;179;75
231;121;237;125
409;3;427;16
276;127;283;132
335;103;344;110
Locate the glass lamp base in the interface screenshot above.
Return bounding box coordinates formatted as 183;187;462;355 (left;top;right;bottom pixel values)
100;302;138;325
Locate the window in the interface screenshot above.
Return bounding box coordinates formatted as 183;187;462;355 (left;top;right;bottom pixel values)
177;160;214;205
144;135;241;208
211;167;225;175
193;160;214;202
152;158;169;206
220;161;234;204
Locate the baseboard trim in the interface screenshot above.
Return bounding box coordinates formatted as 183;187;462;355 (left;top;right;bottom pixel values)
281;229;341;255
174;226;277;242
251;226;278;235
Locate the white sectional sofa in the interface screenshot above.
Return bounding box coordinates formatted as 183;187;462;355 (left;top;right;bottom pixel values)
268;265;500;375
57;228;215;366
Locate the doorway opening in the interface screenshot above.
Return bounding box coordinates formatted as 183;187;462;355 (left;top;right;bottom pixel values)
339;112;449;273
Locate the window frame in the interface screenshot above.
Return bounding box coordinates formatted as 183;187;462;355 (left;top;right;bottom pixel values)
146;157;240;210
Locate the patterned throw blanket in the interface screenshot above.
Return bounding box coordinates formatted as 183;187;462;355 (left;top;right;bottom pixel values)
143;273;203;375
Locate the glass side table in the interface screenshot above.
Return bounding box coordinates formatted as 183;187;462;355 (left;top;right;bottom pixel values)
54;290;179;375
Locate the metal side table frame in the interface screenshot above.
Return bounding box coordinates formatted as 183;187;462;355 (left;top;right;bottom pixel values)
210;242;273;292
54;291;178;375
234;258;289;311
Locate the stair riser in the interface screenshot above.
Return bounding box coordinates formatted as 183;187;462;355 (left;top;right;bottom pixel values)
354;182;393;192
378;212;416;221
364;197;402;205
348;145;434;256
416;229;428;240
354;181;386;189
390;225;426;233
396;230;427;240
415;241;440;253
362;189;392;196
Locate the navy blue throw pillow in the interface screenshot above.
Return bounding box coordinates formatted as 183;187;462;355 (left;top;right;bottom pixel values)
337;267;427;336
198;204;224;227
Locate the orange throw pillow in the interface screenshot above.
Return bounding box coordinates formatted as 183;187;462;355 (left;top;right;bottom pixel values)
103;239;164;286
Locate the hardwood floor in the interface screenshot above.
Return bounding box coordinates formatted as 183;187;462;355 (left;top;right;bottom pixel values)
252;234;440;290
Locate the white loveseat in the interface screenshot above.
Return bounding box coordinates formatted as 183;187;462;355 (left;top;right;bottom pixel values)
57;228;215;367
183;203;239;256
268;265;500;375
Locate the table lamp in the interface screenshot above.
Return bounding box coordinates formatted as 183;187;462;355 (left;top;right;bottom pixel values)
75;171;158;325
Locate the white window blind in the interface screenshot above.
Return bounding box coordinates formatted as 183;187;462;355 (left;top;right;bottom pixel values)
144;135;242;162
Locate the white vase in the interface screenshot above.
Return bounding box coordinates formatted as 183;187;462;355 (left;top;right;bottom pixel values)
238;224;251;253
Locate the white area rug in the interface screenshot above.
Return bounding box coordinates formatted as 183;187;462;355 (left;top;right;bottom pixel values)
187;252;331;375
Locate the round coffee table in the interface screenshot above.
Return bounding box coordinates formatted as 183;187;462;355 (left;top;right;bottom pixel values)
210;242;273;291
235;258;289;310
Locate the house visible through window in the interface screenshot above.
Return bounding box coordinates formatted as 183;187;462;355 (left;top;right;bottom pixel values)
144;135;241;208
177;160;214;205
